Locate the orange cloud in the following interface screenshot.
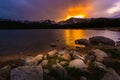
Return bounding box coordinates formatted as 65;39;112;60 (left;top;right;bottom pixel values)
62;2;92;20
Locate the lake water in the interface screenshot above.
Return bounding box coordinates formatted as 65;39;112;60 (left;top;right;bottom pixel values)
0;29;120;55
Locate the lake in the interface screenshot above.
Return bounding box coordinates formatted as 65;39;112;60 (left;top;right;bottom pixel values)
0;29;120;55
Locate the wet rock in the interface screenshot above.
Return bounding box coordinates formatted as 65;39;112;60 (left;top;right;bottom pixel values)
40;60;48;67
50;43;56;47
75;39;90;46
69;59;87;69
0;65;11;80
101;68;120;80
25;54;43;65
47;50;57;57
10;65;43;80
60;53;71;61
52;63;68;80
91;49;108;62
89;36;115;46
80;76;87;80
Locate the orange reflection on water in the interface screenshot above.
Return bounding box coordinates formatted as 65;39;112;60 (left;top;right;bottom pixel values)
64;29;86;47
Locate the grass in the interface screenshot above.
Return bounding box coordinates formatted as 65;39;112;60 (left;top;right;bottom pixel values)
101;48;120;59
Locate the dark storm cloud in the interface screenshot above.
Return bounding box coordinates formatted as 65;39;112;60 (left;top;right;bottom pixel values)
0;0;120;21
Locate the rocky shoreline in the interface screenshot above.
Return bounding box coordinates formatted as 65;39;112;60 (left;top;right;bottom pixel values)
0;36;120;80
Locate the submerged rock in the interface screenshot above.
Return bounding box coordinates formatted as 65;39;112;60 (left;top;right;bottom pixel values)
0;65;11;80
10;65;43;80
50;43;56;47
75;39;90;46
101;68;120;80
69;59;87;69
89;36;115;46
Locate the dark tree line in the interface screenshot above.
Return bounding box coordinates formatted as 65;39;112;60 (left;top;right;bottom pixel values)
0;18;120;29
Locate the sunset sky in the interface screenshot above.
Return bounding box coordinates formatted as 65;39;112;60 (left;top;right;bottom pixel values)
0;0;120;21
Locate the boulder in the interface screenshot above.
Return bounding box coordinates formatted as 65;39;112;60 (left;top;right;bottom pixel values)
94;62;106;70
116;41;120;46
47;50;57;57
0;65;11;80
25;54;43;65
58;50;69;55
52;63;68;80
72;52;85;61
89;36;115;46
91;49;108;62
50;43;56;47
75;39;90;46
69;59;87;69
101;68;120;80
10;65;43;80
80;76;87;80
40;60;48;67
60;61;68;66
60;53;71;61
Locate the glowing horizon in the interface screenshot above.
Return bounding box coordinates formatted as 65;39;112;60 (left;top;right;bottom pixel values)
66;15;86;20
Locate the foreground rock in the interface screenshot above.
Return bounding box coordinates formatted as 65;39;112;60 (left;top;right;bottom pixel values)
75;39;90;46
0;65;11;80
11;65;43;80
101;68;120;80
91;49;108;62
89;36;115;46
52;63;68;80
47;50;57;57
25;54;43;65
60;53;71;61
94;62;106;70
69;59;87;69
80;76;87;80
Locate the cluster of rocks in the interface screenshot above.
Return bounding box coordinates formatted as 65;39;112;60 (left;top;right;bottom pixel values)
0;48;120;80
75;36;119;46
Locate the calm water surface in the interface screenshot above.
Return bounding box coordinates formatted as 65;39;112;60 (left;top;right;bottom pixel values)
0;29;120;55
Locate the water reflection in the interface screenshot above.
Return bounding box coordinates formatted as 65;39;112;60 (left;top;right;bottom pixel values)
63;29;120;47
64;29;86;47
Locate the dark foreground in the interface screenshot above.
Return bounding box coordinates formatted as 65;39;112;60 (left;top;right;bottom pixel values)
0;36;120;80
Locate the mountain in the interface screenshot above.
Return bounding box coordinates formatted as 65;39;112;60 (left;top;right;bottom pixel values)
113;15;120;18
58;17;90;25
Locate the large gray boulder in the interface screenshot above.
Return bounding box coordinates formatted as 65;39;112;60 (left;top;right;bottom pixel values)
89;36;115;46
52;63;68;80
10;65;43;80
75;39;90;46
0;65;11;80
69;59;87;69
101;68;120;80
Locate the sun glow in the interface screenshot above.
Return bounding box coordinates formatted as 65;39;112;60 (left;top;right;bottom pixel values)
66;15;86;19
63;5;91;20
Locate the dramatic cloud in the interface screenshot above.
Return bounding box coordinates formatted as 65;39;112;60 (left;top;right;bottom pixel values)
0;0;120;21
